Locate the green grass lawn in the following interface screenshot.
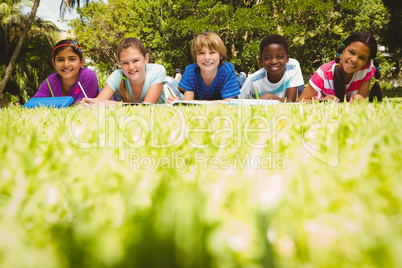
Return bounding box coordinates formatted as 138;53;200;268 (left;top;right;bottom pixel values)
1;100;401;267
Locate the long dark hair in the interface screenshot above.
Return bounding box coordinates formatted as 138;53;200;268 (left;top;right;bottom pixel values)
52;39;83;61
333;32;382;102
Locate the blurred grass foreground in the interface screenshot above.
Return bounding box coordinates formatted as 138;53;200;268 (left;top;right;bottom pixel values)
1;100;402;268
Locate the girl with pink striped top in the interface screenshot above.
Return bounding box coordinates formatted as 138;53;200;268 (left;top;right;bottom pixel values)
298;32;382;103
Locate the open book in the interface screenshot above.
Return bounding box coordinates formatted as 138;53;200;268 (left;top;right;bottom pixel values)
169;100;228;106
121;102;155;106
228;99;280;106
169;99;281;106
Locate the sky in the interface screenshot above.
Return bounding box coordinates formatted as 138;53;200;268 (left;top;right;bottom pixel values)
27;0;79;30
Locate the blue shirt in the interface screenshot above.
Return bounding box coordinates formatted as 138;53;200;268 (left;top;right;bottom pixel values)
179;62;240;100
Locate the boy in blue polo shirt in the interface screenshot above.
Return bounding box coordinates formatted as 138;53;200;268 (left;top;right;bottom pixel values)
167;32;240;103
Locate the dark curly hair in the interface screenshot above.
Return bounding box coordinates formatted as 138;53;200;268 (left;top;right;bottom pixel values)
259;34;289;56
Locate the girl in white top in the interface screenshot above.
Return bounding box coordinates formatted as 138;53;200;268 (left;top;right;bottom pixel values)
80;37;166;107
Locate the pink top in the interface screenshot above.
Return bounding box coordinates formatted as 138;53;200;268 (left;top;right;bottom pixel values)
309;60;375;99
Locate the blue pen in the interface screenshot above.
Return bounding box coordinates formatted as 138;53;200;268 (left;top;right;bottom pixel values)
326;76;335;96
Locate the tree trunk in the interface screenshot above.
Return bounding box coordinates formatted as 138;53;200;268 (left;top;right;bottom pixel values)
0;0;41;96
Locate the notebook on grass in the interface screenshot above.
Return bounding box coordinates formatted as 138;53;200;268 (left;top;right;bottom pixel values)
23;97;74;108
121;102;155;106
170;100;228;106
228;99;280;106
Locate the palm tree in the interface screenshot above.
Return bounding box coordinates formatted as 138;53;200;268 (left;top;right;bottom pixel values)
0;0;31;43
0;0;60;101
59;0;89;21
8;17;59;100
0;0;90;96
0;0;40;96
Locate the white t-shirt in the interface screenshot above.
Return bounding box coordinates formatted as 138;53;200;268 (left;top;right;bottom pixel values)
239;58;304;99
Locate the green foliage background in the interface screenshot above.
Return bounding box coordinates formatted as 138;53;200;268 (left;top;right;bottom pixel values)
70;0;390;79
1;0;400;102
1;101;402;267
0;0;59;102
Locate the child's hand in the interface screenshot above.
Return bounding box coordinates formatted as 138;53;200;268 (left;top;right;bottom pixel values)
79;98;95;108
349;94;365;103
259;92;276;100
320;95;339;102
167;96;180;104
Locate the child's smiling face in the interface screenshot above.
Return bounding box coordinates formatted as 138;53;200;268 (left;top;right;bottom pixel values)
196;46;222;74
340;41;371;77
261;43;289;83
119;47;149;82
53;47;84;82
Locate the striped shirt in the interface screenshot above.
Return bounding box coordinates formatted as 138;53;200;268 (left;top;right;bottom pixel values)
179;62;240;100
309;60;375;99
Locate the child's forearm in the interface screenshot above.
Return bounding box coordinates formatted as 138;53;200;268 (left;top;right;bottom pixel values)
79;98;122;108
94;98;121;105
285;87;298;102
297;97;314;102
143;83;164;104
297;84;317;102
260;92;285;102
182;91;195;101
